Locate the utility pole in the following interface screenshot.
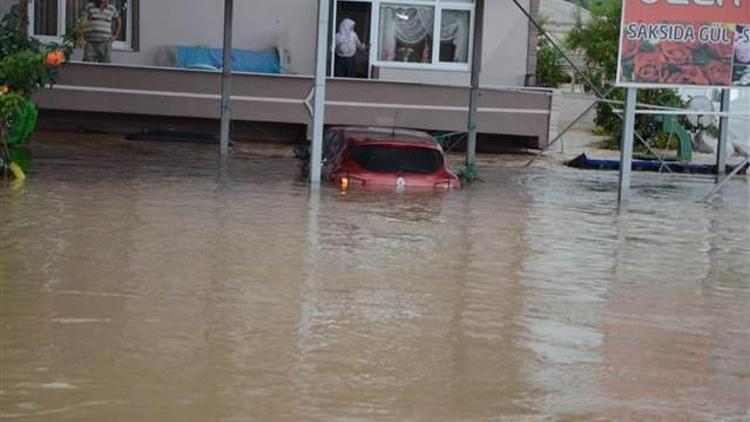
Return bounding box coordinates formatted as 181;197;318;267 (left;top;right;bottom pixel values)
465;0;485;180
219;0;234;158
310;0;330;184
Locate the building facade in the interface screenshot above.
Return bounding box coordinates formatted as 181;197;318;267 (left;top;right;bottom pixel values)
1;0;555;147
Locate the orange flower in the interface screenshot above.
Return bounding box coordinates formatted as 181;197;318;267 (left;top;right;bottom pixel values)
45;50;65;68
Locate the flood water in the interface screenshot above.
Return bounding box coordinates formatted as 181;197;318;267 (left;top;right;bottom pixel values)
1;140;749;421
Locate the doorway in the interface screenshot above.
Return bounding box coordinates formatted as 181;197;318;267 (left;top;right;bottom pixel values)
330;1;372;78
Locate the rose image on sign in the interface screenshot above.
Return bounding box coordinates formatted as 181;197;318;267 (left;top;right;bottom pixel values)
619;24;737;86
632;51;664;82
660;41;693;65
617;0;750;87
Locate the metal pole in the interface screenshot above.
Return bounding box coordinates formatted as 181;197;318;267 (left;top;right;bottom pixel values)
310;0;330;184
618;88;636;208
219;0;234;158
715;89;730;183
465;0;484;176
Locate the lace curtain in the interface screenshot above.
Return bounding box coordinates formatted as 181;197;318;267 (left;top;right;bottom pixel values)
379;6;433;62
441;10;469;63
379;6;470;63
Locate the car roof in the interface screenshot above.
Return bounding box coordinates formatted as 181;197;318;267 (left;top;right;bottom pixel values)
333;126;439;148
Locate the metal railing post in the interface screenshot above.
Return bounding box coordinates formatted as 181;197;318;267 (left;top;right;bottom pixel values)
219;0;234;158
618;88;637;208
310;0;330;184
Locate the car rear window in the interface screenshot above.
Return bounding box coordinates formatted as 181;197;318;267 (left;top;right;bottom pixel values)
350;145;444;174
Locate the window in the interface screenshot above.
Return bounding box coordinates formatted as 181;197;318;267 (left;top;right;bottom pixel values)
439;9;470;63
378;5;435;63
28;0;136;50
350;146;444;174
323;130;344;162
375;0;474;69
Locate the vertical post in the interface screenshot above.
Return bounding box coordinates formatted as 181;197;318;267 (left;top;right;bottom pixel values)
465;0;485;175
618;87;636;208
310;0;330;184
219;0;234;158
715;88;730;184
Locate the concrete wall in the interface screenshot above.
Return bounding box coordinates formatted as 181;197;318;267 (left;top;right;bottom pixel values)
0;0;13;18
36;63;554;147
109;0;317;74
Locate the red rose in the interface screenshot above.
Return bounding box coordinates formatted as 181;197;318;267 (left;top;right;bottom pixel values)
709;42;734;60
702;60;731;85
621;37;643;60
664;65;710;85
659;42;693;65
633;52;664;83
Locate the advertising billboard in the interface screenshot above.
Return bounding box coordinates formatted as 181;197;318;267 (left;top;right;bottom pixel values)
617;0;750;87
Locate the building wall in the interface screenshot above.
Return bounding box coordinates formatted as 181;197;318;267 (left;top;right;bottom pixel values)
0;0;12;18
108;0;318;74
0;0;532;85
0;0;532;86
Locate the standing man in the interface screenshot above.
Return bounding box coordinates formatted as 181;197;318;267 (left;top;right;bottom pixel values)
81;0;121;63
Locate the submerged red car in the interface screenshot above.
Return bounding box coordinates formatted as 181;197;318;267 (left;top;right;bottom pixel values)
314;126;461;190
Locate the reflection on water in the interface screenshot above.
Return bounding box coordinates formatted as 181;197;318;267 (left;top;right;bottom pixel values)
1;140;748;421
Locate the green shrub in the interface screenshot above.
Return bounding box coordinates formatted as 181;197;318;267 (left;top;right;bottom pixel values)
1;1;76;137
536;18;567;88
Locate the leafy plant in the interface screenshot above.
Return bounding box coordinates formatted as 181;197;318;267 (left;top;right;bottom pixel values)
535;17;567;88
1;1;76;146
566;0;686;147
0;88;23;137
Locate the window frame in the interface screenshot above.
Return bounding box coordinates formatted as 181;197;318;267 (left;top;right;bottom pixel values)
26;0;137;51
370;0;475;72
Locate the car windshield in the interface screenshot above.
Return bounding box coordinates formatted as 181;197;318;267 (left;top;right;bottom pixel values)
350;145;444;174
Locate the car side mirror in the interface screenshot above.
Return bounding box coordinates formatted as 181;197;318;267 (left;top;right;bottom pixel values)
293;146;310;161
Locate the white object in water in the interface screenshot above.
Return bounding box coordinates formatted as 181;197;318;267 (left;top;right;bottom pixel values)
689;93;750;158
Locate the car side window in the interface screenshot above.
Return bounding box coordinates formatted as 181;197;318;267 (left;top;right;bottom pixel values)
323;131;343;162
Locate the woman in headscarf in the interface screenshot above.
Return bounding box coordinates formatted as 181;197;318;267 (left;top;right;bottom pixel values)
334;18;366;78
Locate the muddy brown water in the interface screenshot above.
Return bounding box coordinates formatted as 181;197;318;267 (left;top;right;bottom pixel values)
1;140;748;421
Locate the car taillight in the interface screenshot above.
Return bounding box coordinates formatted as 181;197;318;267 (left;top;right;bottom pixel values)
339;174;366;190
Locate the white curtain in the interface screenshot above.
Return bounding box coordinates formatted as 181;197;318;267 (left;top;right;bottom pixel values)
440;10;469;62
379;6;470;63
379;6;434;61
